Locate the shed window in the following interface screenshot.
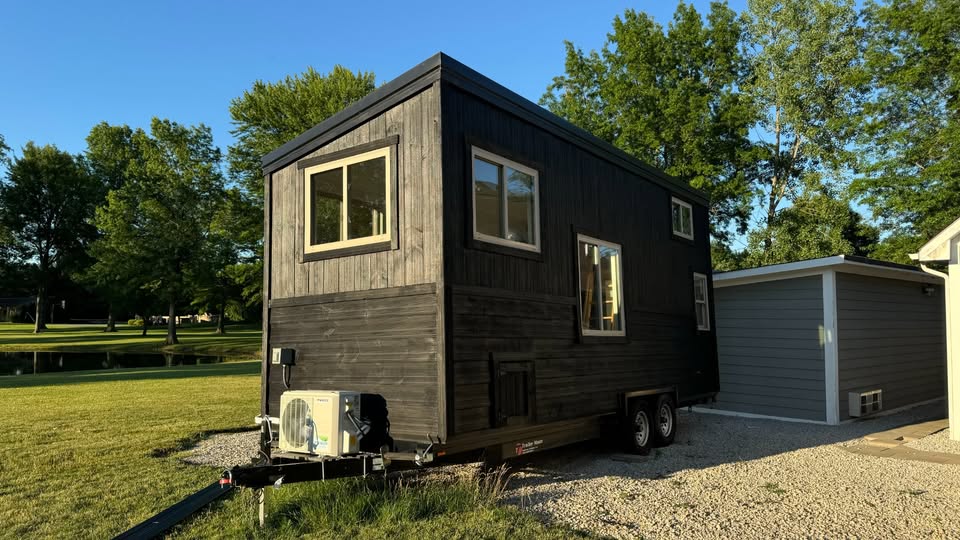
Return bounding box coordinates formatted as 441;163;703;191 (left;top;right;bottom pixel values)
471;147;540;252
577;235;625;335
303;145;391;254
693;273;710;330
672;197;694;240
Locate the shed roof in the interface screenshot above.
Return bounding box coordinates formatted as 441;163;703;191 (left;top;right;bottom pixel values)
260;52;708;205
912;216;960;263
714;255;942;288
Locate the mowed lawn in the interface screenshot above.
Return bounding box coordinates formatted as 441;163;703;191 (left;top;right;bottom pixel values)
0;361;261;538
0;357;583;539
0;322;262;357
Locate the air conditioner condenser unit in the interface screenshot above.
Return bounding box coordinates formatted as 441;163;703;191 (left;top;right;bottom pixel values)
279;390;363;456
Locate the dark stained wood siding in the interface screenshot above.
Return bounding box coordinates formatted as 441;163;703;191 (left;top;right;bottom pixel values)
440;82;718;435
267;284;441;443
268;83;442;299
264;83;446;442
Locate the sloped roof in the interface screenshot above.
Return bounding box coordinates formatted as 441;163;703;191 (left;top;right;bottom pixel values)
260;52;708;204
714;254;941;288
912;216;960;263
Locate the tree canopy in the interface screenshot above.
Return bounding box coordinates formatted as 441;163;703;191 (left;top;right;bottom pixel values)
0;143;101;331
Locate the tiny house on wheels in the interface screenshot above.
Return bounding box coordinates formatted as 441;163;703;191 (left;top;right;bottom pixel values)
252;53;718;478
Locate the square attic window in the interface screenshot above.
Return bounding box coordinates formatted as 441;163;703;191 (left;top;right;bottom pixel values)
672;197;694;240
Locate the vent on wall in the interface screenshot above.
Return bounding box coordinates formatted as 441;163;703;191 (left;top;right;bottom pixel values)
849;389;882;418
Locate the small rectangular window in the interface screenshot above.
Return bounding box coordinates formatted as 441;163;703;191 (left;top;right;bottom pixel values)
693;273;710;330
577;235;625;336
303;145;392;254
472;147;540;252
672;197;694;240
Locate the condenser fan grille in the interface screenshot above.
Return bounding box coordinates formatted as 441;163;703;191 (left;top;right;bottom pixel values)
282;398;310;448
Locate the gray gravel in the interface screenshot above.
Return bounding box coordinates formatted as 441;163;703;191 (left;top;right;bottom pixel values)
503;403;960;539
182;430;260;468
906;428;960;455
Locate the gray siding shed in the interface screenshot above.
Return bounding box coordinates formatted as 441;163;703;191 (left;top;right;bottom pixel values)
714;276;826;421
709;255;946;424
837;273;946;420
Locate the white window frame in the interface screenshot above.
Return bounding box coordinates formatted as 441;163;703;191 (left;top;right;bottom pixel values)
302;145;392;255
671;197;694;240
693;272;710;331
471;146;541;253
577;234;626;337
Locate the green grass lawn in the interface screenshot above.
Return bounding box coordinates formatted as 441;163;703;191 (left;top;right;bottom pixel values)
0;360;587;539
0;322;262;357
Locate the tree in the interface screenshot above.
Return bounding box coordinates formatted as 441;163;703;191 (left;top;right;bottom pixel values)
743;0;868;250
92;119;226;344
0;143;101;332
744;180;878;266
83;123;146;331
541;3;756;241
227;65;376;310
850;0;960;258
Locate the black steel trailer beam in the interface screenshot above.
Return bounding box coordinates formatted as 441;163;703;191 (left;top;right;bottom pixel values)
113;481;234;540
224;453;392;489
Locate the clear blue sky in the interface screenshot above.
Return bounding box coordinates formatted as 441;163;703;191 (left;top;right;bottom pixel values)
0;0;745;158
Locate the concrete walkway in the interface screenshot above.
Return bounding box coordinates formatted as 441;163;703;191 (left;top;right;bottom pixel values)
844;418;960;465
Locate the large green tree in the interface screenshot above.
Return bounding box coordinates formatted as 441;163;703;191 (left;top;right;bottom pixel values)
850;0;960;262
226;65;376;309
542;2;756;240
0;143;101;332
743;0;867;251
91;119;226;344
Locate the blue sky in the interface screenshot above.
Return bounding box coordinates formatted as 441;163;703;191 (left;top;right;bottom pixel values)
0;0;745;158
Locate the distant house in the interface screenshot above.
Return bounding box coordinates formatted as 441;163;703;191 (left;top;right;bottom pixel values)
912;217;960;441
704;256;946;424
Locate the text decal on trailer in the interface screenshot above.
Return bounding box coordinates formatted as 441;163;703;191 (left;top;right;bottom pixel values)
515;439;544;456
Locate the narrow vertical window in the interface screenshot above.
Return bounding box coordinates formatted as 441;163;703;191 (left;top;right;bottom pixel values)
671;197;694;240
471;147;540;252
302;144;392;254
577;234;625;336
693;273;710;330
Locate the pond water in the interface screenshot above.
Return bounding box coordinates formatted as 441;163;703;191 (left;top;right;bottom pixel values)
0;351;225;376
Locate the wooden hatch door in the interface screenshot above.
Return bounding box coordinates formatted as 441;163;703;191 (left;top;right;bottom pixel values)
490;354;536;427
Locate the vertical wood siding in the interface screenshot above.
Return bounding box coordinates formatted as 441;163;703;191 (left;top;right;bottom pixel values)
268;84;442;299
713;276;827;421
264;84;445;442
836;273;946;419
440;83;718;435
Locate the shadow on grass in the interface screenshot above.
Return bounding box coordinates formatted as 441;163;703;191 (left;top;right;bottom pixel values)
0;360;260;390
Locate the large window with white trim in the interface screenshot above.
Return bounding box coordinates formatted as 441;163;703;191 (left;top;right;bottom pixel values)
472;147;540;252
693;273;710;330
303;145;392;255
672;197;694;240
577;235;625;335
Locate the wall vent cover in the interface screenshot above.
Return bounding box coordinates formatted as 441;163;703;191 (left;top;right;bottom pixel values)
849;389;882;418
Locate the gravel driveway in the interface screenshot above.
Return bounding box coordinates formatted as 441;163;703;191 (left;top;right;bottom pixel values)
504;402;960;539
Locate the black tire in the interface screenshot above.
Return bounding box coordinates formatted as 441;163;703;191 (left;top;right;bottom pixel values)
653;394;677;447
624;400;653;455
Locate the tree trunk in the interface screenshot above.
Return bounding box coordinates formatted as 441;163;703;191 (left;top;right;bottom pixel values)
33;285;47;333
104;305;116;333
166;300;179;345
216;301;226;335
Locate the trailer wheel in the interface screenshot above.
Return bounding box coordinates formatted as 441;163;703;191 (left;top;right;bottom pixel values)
653;394;677;447
625;400;653;455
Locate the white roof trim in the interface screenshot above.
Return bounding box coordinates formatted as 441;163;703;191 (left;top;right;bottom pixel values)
913;216;960;263
714;255;943;288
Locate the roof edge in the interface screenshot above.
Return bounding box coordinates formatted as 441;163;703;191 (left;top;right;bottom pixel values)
260;53;708;204
714;254;941;288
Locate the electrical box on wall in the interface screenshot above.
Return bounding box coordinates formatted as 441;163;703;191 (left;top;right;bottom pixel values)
271;348;295;366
